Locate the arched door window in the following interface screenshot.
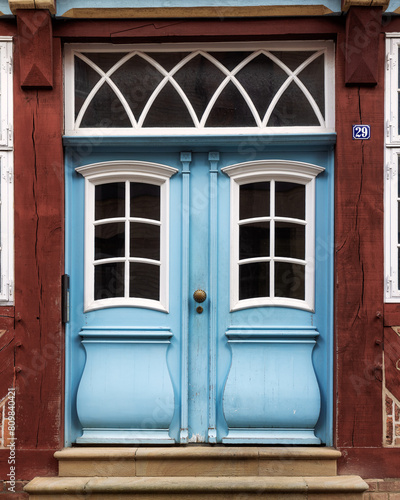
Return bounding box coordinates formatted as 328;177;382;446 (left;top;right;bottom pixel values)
222;160;324;311
76;161;177;312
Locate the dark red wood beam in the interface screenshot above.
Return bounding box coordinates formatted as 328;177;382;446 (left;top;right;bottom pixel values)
0;20;16;35
11;27;64;470
335;29;385;453
338;448;400;478
16;10;53;88
53;17;343;41
345;6;382;85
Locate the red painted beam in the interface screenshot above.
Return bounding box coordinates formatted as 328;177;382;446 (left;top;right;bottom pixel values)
384;303;400;326
345;7;382;85
335;30;385;450
17;10;53;88
338;447;400;478
12;30;64;457
53;17;343;40
0;449;57;479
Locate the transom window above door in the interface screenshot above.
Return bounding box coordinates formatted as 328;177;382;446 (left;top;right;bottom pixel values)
64;42;335;136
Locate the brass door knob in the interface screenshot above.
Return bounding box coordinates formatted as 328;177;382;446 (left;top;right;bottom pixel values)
193;289;207;303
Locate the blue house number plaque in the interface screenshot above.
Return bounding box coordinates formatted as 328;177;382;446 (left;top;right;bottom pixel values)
352;125;370;140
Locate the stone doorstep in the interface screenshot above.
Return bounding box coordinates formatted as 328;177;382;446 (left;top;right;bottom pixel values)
55;446;341;477
24;475;369;499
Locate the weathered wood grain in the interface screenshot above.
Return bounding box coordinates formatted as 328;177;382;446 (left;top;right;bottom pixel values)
9;27;63;476
335;29;385;450
345;7;382;85
17;10;53;88
338;447;400;478
53;16;343;40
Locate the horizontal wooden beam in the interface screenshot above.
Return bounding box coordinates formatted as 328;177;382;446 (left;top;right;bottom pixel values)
60;5;335;18
342;0;389;11
53;16;343;39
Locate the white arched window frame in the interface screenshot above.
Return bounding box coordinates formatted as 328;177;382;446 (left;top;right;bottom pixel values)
222;160;325;312
76;161;178;312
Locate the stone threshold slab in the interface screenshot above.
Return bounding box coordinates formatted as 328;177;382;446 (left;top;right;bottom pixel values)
25;475;369;494
55;446;342;477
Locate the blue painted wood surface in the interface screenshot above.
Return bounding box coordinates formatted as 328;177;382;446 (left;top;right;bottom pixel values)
223;328;321;443
64;137;334;446
0;1;11;15
76;328;174;443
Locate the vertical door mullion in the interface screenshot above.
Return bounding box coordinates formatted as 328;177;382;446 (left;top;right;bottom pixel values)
270;180;275;299
180;152;191;443
208;152;219;443
125;180;130;298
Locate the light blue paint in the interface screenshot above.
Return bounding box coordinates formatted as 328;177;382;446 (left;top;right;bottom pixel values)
208;152;219;443
64;135;334;446
388;1;400;14
63;134;337;149
188;152;212;442
56;0;342;17
76;329;175;443
180;152;191;444
65;148;183;445
223;329;321;443
0;1;11;16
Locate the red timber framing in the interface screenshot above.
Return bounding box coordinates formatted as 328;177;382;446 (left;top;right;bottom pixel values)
0;13;64;479
0;6;399;481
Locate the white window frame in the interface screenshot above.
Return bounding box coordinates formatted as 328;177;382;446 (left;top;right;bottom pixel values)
386;36;400;145
0;38;13;303
0;152;13;303
76;161;177;312
0;39;13;148
222;160;324;312
385;35;400;301
64;41;335;137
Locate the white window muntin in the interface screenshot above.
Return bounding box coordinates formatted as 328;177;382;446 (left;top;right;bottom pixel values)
0;152;13;302
76;161;178;312
222;160;324;312
64;41;335;136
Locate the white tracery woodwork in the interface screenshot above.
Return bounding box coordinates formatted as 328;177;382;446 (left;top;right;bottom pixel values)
65;41;335;136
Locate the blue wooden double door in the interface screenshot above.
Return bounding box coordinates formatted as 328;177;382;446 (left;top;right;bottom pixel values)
65;144;333;446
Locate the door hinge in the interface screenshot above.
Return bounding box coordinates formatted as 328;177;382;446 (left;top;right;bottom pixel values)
6;124;12;143
386;120;395;139
386;275;394;294
62;274;70;323
386;162;395;180
6;56;12;74
1;160;11;183
2;278;13;301
386;52;393;70
6;165;12;184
